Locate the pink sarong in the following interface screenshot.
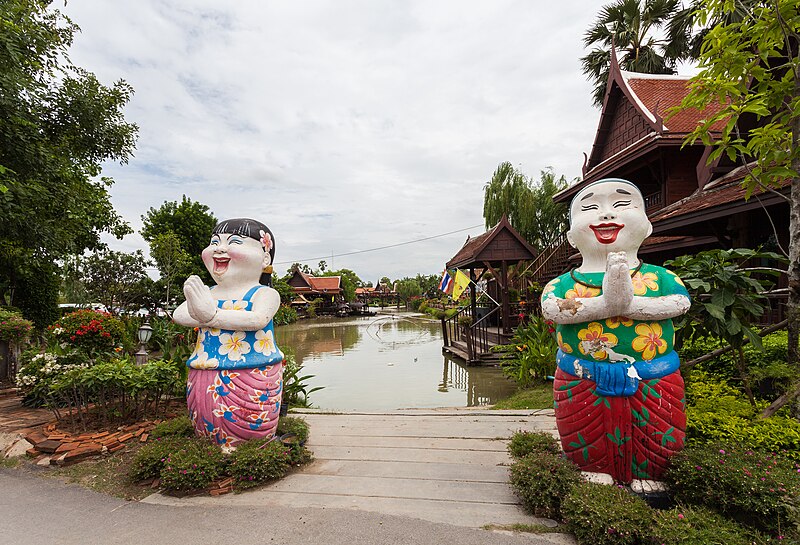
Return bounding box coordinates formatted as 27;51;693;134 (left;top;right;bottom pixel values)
187;363;284;447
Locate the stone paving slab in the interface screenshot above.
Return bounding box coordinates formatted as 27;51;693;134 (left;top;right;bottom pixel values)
144;409;563;530
302;459;512;482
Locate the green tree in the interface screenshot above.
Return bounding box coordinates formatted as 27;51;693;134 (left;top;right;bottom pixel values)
414;273;440;297
323;269;362;302
665;0;760;61
667;248;786;407
80;249;151;314
149;232;191;310
396;279;422;301
678;0;800;414
483;163;569;250
0;0;138;318
582;0;685;106
272;275;295;304
141;196;216;280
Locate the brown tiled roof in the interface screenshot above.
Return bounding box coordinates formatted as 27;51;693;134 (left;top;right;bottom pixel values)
446;224;499;269
623;73;725;134
308;276;341;292
650;172;790;225
641;235;693;247
445;216;538;269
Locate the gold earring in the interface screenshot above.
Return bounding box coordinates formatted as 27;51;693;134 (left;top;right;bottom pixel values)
263;265;273;274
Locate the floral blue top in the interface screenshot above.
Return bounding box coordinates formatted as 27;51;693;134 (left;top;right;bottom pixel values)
186;285;284;370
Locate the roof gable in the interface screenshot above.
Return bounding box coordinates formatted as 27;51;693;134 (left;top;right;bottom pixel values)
446;216;537;269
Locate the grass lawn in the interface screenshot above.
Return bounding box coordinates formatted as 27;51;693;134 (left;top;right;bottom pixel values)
491;382;553;410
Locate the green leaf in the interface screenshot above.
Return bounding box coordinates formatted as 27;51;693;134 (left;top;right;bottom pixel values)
704;303;726;320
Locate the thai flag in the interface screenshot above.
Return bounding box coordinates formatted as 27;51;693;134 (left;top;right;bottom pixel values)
438;270;454;294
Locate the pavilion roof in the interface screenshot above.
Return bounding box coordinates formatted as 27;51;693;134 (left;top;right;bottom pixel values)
446;216;537;270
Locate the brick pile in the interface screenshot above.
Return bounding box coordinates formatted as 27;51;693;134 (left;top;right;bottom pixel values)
24;420;160;466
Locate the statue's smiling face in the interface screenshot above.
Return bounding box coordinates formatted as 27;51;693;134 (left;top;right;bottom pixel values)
202;233;266;286
567;180;652;255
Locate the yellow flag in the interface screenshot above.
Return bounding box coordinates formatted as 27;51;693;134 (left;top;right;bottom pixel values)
451;269;471;300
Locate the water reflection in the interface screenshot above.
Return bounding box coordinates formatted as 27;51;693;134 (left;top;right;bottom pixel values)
274;314;518;411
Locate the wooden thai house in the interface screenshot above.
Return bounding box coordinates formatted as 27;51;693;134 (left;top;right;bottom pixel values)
441;216;538;364
532;49;790;322
287;270;343;315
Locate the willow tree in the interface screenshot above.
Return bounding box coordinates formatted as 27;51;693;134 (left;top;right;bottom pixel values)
679;0;799;416
483;163;568;251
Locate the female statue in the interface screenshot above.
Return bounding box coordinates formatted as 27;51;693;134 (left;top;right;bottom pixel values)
174;218;284;448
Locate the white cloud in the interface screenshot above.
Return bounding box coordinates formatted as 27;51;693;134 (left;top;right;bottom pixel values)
64;0;607;281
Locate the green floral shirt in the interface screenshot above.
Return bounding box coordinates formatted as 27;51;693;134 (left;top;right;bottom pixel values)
541;264;690;363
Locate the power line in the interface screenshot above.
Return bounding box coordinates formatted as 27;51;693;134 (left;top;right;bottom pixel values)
274;223;485;266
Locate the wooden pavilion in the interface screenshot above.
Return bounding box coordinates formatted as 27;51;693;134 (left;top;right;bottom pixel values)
441;216;538;365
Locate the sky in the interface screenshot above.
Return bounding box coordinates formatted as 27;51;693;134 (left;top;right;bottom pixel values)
59;1;636;283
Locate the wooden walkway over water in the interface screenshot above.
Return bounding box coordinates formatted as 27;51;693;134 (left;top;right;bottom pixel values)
144;408;572;540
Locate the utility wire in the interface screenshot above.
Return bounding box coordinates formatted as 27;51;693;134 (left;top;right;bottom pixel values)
274;223;484;266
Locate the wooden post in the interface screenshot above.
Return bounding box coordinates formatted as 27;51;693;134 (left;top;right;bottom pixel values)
501;260;511;334
441;317;449;347
0;340;8;381
465;326;474;363
470;268;477;322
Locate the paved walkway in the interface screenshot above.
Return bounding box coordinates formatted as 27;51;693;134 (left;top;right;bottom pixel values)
144;408;573;542
0;389;52;434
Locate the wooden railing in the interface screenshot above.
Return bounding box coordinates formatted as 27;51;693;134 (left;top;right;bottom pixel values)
465;305;502;360
529;231;572;285
442;304;503;362
644;191;664;212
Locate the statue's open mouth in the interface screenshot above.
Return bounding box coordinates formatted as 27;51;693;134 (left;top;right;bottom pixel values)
213;257;230;274
589;223;624;244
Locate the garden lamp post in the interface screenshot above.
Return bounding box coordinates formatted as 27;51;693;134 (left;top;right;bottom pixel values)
135;320;153;365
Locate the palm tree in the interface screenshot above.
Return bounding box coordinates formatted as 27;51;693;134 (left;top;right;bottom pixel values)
665;0;762;62
582;0;685;107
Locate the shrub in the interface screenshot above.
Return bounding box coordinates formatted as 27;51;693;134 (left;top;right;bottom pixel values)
651;505;769;545
151;416;195;439
561;481;654;545
407;296;424;312
277;416;309;444
159;440;225;492
283;355;323;408
494;316;557;387
227;439;291;490
129;436;197;482
665;444;800;535
508;431;560;459
0;308;33;343
509;451;581;519
44;358;183;427
49;310;128;356
685;371;800;458
15;350;89;407
273;304;298;326
680;332;792;400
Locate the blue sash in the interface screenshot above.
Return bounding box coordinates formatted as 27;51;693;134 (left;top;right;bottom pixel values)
556;349;680;397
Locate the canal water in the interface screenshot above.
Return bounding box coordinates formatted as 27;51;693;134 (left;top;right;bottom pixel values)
274;312;518;411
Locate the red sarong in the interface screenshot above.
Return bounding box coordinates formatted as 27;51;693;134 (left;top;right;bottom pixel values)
553;367;686;483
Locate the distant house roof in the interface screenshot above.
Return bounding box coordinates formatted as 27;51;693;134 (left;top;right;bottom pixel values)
446;216;537;270
287;270;342;295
